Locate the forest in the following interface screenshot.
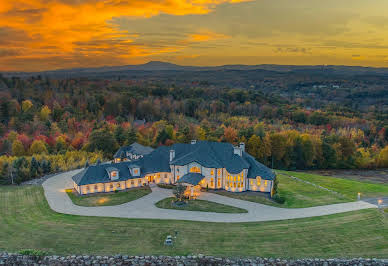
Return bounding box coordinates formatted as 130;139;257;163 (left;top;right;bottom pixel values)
0;73;387;184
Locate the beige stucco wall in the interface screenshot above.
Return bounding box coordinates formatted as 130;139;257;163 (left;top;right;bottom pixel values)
248;177;272;193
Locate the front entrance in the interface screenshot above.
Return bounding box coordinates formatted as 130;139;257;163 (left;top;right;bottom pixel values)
147;176;154;183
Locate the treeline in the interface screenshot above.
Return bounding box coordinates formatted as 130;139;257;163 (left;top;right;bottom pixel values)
0;75;387;179
0;151;102;185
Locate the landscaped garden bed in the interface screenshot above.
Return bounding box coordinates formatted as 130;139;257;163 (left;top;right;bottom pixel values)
157;184;176;189
66;186;151;207
155;197;247;213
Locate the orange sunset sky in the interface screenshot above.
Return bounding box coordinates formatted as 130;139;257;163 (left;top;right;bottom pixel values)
1;0;388;71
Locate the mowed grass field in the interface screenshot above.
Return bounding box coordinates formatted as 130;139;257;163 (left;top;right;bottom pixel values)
155;197;247;213
66;187;151;207
0;185;387;258
212;173;350;208
278;171;388;200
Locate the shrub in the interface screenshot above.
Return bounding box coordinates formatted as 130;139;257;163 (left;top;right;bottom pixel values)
157;184;175;189
272;193;286;204
19;249;48;257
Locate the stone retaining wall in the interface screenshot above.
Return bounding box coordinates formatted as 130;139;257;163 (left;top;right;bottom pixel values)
0;253;387;265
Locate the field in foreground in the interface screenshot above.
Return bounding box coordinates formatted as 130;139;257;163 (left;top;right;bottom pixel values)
66;187;151;207
155;197;247;213
0;186;387;258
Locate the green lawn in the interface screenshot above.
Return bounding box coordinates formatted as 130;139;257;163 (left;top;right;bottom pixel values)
0;185;387;258
66;187;151;207
279;171;388;200
155;197;247;213
211;173;349;208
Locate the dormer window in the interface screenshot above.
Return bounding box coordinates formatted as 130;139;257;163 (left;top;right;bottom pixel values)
129;165;140;177
106;167;119;180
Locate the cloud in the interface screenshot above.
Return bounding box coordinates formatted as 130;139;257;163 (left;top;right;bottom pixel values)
187;31;229;42
0;0;249;71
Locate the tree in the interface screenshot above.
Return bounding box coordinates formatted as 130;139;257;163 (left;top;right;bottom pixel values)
21;100;33;112
30;157;40;178
125;128;137;145
223;127;238;144
156;129;169;145
320;141;337;169
29;140;48;155
39;105;51;121
173;184;186;202
377;145;388;168
12;140;25;156
114;125;126;146
88;127;117;157
269;133;287;168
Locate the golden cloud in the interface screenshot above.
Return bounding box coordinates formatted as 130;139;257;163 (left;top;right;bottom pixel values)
0;0;249;71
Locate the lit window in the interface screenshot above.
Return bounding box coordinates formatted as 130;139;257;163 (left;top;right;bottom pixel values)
110;184;113;188
250;180;253;185
157;173;160;178
190;166;201;173
218;179;221;187
234;176;237;182
234;183;236;188
210;169;214;175
218;169;221;176
177;175;180;180
111;171;117;177
210;178;214;187
265;180;268;186
238;176;240;182
138;179;141;184
131;180;134;185
134;169;138;174
242;172;244;177
117;183;120;187
257;177;261;186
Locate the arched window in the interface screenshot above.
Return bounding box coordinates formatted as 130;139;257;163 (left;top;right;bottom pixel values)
190;166;201;173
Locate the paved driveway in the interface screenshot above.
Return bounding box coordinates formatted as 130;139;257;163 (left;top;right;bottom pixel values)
42;169;377;223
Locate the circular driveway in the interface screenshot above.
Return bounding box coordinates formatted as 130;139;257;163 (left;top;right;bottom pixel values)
42;169;377;223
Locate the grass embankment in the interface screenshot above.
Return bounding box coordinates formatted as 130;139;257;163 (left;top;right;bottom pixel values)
155;197;247;213
0;186;387;258
279;171;388;200
66;187;151;207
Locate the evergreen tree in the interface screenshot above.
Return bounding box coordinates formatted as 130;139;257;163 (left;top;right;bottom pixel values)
125;128;137;145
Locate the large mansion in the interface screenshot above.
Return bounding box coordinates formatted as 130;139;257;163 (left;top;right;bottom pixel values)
72;141;276;197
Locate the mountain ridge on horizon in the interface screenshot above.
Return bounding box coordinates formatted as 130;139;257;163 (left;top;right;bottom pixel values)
3;60;388;77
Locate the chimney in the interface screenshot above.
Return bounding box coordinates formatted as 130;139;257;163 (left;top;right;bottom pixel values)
169;150;175;162
233;146;242;157
191;140;197;145
239;142;245;152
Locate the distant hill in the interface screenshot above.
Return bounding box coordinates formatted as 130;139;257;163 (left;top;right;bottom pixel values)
3;61;388;78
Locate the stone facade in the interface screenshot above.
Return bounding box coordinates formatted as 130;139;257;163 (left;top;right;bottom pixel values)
0;253;387;266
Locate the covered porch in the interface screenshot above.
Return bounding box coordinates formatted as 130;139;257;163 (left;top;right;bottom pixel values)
177;173;205;199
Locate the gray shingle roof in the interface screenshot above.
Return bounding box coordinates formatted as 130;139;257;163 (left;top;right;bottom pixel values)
177;173;205;186
113;142;154;158
73;141;275;186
